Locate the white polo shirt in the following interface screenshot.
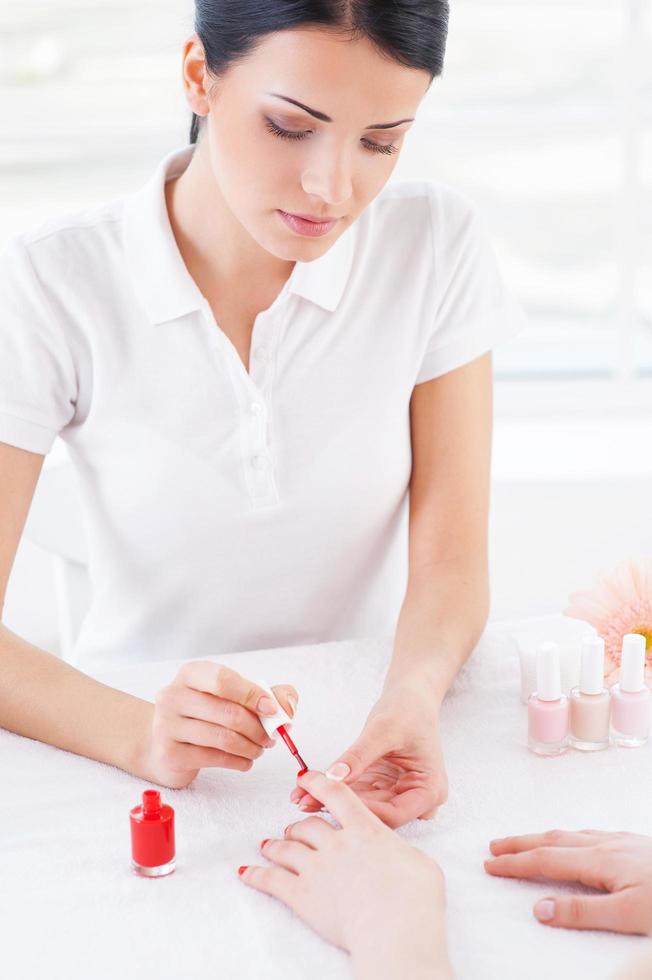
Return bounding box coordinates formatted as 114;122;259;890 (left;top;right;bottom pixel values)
0;143;526;669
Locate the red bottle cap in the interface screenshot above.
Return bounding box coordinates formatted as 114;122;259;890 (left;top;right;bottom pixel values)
130;790;175;869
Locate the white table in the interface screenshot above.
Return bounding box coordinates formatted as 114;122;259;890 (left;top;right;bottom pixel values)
2;617;650;980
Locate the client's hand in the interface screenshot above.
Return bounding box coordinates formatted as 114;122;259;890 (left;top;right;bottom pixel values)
485;829;652;935
290;678;447;828
240;770;452;980
140;662;297;788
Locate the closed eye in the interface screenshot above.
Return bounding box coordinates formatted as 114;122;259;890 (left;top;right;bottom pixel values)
264;118;398;156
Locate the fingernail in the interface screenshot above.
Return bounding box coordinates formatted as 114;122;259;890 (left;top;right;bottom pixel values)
290;789;302;802
258;696;278;715
325;762;350;780
299;802;311;810
283;824;293;836
287;694;297;715
238;865;249;876
535;899;556;922
265;737;276;748
260;838;270;849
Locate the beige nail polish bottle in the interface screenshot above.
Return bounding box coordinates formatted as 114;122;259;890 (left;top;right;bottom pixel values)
569;635;610;751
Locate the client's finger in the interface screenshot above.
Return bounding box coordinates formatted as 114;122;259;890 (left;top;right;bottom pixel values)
284;815;335;850
489;830;600;856
534;891;647;935
296;770;381;829
260;838;312;875
238;864;300;911
485;846;604;889
296;793;323;811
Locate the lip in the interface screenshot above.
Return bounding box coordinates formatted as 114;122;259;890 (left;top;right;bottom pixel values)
277;210;340;238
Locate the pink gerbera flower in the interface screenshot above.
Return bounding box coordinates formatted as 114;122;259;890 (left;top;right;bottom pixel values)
563;559;652;687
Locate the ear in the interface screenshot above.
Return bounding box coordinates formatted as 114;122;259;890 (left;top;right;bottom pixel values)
181;33;211;117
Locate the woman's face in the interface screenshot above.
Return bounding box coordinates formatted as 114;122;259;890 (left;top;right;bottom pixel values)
184;27;432;261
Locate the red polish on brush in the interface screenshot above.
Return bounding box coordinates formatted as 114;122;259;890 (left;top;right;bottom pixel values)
276;724;308;772
256;678;309;773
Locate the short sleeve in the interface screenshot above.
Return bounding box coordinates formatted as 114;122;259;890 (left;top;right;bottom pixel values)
0;238;77;453
415;189;528;384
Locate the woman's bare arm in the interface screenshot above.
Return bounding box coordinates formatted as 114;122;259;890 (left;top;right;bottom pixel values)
0;441;153;773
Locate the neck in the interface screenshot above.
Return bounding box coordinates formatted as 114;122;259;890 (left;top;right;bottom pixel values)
164;139;295;292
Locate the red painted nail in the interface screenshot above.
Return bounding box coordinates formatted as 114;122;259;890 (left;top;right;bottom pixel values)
238;865;249;876
260;838;270;849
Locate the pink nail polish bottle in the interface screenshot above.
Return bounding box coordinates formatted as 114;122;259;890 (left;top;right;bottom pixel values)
610;634;651;747
528;642;569;755
569;635;610;751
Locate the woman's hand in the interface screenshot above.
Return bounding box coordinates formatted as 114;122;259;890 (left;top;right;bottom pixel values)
139;661;298;789
485;829;652;935
240;770;452;979
290;678;448;828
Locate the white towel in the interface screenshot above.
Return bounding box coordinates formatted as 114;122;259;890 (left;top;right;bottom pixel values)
1;617;649;980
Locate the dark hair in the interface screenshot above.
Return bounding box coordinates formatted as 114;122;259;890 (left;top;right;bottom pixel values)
189;0;449;144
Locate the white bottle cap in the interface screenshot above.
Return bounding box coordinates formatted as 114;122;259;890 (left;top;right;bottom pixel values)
619;634;647;693
536;641;562;701
255;678;294;740
579;634;605;695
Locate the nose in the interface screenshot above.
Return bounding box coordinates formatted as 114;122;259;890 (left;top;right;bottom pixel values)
300;144;353;208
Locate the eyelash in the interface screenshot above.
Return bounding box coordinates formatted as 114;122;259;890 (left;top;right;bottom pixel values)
264;118;398;156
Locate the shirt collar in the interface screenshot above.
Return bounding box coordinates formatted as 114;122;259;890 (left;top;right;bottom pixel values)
122;143;355;326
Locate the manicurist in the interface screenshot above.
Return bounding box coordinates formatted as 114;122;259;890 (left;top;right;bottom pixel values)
0;0;525;819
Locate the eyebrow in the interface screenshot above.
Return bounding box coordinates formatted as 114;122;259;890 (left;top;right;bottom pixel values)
266;92;414;129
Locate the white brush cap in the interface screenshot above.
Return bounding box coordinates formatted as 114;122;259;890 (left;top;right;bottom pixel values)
579;634;606;695
536;641;562;701
255;678;294;739
619;634;647;693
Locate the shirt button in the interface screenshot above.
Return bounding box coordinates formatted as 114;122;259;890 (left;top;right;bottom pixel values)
251;454;266;470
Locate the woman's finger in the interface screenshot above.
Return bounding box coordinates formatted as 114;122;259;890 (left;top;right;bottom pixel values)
239;864;301;910
285;815;335;850
533;891;646;935
356;787;437;829
171;717;265;761
485;846;605;889
271;684;299;718
489;830;600;857
157;686;273;748
260;837;313;875
175;661;280;717
296;770;382;829
161;741;254;773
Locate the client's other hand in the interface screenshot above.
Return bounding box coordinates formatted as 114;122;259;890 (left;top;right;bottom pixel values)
485;829;652;935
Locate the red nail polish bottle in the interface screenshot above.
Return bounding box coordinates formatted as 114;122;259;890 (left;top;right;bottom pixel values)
130;790;176;877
